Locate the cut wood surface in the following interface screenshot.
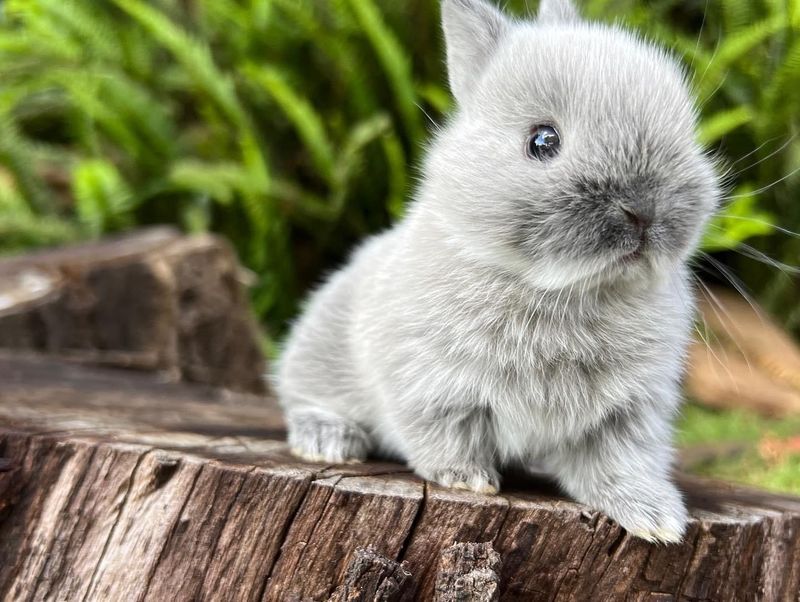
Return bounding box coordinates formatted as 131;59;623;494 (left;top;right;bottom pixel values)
0;228;265;393
1;353;799;601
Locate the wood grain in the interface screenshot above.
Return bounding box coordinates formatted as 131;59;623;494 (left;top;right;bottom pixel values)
0;353;799;601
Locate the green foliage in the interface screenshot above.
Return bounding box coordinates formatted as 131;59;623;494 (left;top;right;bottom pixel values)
0;0;798;338
72;158;135;235
701;186;776;251
0;0;426;331
677;404;800;495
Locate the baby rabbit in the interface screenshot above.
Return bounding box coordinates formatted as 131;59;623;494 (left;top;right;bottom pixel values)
276;0;719;544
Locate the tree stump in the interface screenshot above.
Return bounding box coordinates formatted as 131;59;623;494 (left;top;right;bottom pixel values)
0;353;799;601
0;228;265;393
0;231;798;600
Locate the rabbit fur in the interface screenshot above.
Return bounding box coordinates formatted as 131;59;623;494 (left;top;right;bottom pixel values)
275;0;720;543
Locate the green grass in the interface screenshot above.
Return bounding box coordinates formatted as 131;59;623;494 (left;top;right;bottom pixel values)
0;0;798;340
700;451;800;495
678;404;800;494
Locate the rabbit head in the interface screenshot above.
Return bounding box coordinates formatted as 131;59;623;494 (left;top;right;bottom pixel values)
422;0;720;290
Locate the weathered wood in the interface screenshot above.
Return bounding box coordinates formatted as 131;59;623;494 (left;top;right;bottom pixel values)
327;546;412;602
263;475;422;601
433;542;501;602
0;228;265;393
398;487;509;601
1;354;799;601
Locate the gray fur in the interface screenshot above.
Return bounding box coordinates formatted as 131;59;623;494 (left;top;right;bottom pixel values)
276;0;719;543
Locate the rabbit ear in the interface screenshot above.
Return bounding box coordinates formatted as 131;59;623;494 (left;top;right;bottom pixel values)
537;0;580;23
442;0;510;105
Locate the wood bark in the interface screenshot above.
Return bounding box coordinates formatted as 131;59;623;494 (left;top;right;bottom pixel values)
327;546;412;602
0;354;799;601
0;228;265;393
433;543;501;602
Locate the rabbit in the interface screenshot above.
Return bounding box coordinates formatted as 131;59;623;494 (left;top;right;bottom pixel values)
275;0;719;544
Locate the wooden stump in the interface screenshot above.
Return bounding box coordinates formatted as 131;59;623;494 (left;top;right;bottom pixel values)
0;354;798;601
0;228;265;393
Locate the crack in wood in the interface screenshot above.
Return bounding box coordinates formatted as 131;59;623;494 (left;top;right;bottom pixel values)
253;474;325;601
605;525;628;558
80;448;151;602
396;481;427;565
489;501;512;551
589;527;640;598
140;461;205;600
552;518;609;599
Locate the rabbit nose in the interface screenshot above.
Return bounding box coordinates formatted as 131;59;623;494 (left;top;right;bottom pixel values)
620;203;653;238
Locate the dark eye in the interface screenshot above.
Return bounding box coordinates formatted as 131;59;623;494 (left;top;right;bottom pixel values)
526;125;560;161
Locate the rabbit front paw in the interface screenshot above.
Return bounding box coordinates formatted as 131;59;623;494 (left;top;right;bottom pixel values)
605;484;689;544
417;464;500;495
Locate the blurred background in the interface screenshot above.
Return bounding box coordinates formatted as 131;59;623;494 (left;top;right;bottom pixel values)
0;0;798;492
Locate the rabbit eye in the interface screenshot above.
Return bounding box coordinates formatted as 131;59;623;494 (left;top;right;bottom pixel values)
526;125;560;160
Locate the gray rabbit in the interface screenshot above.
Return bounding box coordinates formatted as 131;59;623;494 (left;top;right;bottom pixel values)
276;0;719;543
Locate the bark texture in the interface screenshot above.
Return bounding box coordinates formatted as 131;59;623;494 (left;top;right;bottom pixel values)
0;354;799;601
327;546;412;602
433;543;501;602
0;228;265;393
